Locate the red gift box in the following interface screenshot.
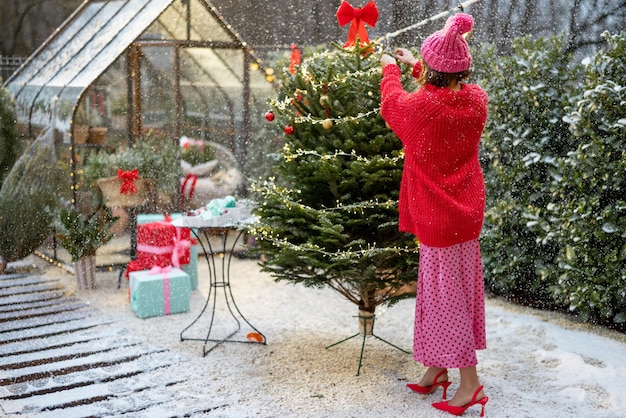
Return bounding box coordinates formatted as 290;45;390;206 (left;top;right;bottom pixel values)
126;221;192;277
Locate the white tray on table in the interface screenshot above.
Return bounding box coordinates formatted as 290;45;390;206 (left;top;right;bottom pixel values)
171;206;257;229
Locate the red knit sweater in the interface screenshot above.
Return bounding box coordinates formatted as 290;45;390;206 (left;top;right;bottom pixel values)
380;63;488;247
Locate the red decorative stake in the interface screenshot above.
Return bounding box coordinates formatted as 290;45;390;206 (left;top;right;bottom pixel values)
289;44;301;75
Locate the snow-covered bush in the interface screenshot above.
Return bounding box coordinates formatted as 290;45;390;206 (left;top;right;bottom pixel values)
547;32;626;327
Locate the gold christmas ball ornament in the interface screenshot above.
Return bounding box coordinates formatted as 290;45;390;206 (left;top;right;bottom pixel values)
319;95;330;106
322;119;333;129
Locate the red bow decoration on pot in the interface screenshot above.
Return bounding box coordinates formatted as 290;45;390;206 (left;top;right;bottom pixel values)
336;0;379;48
117;168;139;194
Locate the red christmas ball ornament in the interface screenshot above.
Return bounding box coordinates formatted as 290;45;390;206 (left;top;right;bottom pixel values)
284;125;294;135
265;111;275;122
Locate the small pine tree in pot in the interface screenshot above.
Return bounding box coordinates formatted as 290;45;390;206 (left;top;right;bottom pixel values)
52;204;118;289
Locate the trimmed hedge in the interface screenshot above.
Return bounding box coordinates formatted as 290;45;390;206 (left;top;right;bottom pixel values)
475;32;626;329
474;35;582;308
546;32;626;326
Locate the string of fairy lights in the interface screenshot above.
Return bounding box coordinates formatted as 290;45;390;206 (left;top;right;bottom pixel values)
250;175;419;259
34;250;74;274
249;228;419;260
269;47;384;128
280;144;404;164
257;38;409;255
252;179;399;213
255;2;480;259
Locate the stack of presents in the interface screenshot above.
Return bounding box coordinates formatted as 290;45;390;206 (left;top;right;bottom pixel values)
126;214;198;319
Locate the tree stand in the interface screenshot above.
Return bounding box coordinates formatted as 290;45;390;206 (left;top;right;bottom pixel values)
326;310;410;376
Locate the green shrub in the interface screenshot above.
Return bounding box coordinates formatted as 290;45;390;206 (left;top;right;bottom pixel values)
474;35;582;307
547;32;626;327
52;204;118;262
0;81;20;190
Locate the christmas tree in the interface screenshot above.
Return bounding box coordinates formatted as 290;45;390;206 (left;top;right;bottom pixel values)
252;18;419;329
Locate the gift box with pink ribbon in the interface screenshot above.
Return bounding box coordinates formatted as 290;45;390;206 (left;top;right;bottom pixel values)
133;215;198;290
136;221;192;267
125;221;198;289
130;266;191;318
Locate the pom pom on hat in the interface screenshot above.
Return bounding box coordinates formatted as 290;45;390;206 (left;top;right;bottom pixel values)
448;13;473;35
420;13;474;73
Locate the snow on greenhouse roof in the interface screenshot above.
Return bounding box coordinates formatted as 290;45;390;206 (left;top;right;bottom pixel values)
5;0;258;135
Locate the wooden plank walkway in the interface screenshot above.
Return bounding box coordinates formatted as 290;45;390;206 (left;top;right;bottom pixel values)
0;273;227;417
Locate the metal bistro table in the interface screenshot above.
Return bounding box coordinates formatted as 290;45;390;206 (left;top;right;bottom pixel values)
172;208;266;355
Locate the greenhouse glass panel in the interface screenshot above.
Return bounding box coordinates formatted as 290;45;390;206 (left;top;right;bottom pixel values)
189;0;237;43
178;48;238;147
150;0;188;41
7;2;105;93
6;0;171;135
69;0;171;89
140;46;176;132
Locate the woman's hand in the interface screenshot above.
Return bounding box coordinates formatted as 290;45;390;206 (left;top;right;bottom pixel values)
394;48;418;67
380;54;397;68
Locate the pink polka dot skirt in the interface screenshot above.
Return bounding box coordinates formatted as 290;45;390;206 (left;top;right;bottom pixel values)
413;239;487;369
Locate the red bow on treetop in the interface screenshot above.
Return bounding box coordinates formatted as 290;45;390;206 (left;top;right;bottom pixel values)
117;168;139;195
336;0;379;48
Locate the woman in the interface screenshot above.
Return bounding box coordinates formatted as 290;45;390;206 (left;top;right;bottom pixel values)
380;13;489;417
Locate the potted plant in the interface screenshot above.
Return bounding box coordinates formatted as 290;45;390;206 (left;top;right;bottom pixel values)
52;204;118;289
87;111;107;145
82;136;181;209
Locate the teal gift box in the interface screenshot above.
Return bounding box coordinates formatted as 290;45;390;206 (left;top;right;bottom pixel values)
136;213;198;290
130;267;191;319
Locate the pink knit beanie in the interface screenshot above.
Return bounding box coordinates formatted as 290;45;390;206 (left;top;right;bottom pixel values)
420;13;473;73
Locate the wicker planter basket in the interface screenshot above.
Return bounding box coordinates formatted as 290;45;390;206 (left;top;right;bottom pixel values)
97;176;155;208
87;127;107;145
358;310;375;336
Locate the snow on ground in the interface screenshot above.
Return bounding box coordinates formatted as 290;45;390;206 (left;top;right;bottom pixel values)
8;253;626;417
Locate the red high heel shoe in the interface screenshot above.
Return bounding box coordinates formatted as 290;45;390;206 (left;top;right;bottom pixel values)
407;369;451;400
432;385;488;417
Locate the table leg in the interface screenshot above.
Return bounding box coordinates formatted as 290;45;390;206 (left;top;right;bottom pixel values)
180;227;266;355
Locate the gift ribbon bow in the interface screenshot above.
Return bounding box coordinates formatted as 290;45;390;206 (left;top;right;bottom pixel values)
117;168;139;194
149;265;173;274
171;228;192;269
181;174;198;208
336;0;379;47
149;265;172;315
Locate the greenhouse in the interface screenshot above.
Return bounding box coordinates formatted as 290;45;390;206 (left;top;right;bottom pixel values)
5;0;276;207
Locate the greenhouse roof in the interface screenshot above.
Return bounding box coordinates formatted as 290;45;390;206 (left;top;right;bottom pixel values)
5;0;265;136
